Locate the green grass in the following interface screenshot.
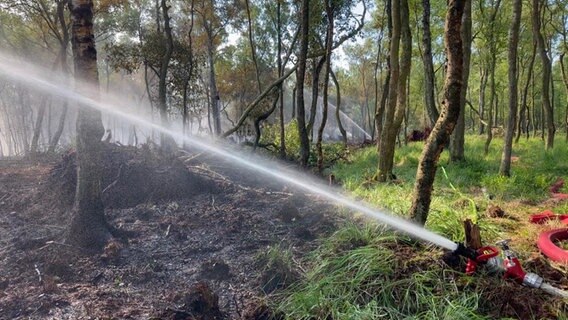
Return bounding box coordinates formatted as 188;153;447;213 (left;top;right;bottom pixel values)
331;135;568;242
271;136;568;320
276;224;490;319
271;135;568;319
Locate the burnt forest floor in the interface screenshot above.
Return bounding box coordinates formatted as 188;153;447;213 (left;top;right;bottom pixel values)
0;146;342;319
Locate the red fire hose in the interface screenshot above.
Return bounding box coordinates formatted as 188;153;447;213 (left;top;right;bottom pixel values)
537;229;568;263
530;210;568;263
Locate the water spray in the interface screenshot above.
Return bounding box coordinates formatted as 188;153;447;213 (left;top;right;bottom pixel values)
1;52;566;299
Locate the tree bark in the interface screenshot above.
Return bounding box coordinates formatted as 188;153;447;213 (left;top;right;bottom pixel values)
532;0;555;149
516;42;537;143
483;0;501;156
48;102;68;153
158;0;176;152
421;0;439;127
29;98;48;157
409;0;465;225
66;0;111;250
375;0;391;150
449;0;471;162
478;66;487;135
378;0;410;182
499;0;521;177
331;69;347;144
317;0;334;172
47;0;71;153
183;0;195;144
244;0;261;93
377;0;401;181
204;16;222;135
277;0;286;158
296;0;311;166
307;57;326;139
560;54;568;142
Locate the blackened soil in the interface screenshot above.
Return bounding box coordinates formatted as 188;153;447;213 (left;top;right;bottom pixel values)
0;148;339;319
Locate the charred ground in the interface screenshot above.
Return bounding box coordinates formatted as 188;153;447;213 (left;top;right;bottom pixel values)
0;145;338;319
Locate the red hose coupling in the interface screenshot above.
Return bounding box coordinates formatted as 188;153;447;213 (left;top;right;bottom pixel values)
465;246;499;275
465;260;477;275
503;257;526;283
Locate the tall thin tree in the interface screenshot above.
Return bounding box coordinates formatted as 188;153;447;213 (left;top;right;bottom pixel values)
532;0;555;149
296;0;311;166
499;0;522;176
409;0;465;225
66;0;111;250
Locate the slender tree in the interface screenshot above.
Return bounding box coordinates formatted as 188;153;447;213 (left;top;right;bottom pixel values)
532;0;555;149
483;0;502;156
449;0;471;162
277;0;286;158
66;0;111;250
378;0;411;181
421;0;439;127
409;0;465;225
317;0;334;171
516;42;537;143
499;0;522;176
297;0;311;166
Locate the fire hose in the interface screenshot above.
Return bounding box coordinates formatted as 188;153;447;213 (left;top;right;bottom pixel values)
453;240;568;299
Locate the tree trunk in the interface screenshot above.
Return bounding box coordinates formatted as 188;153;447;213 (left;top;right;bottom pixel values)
421;0;439;127
253;96;278;151
277;0;286;158
331;69;347;144
317;0;334;172
308;57;326;139
378;0;410;182
48;102;68;153
46;0;71;153
561;54;568;142
449;0;471;162
499;0;521;177
244;0;261;93
378;0;401;181
375;0;391;150
204;23;221;135
532;0;555;149
183;0;195;145
409;0;465;225
478;67;487;135
66;0;111;250
372;30;383;141
158;0;176;152
483;0;501;156
484;55;496;156
516;42;537;143
296;0;311;166
29;98;49;157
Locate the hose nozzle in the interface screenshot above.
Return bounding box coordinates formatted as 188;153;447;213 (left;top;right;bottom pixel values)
453;242;479;260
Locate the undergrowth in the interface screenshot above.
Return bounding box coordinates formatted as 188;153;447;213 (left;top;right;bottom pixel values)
331;135;568;243
271;135;568;319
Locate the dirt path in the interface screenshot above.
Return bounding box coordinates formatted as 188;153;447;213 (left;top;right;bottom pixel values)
0;156;340;319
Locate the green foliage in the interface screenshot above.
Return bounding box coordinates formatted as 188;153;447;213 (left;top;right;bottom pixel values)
276;224;489;320
260;120;348;167
260;119;301;159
